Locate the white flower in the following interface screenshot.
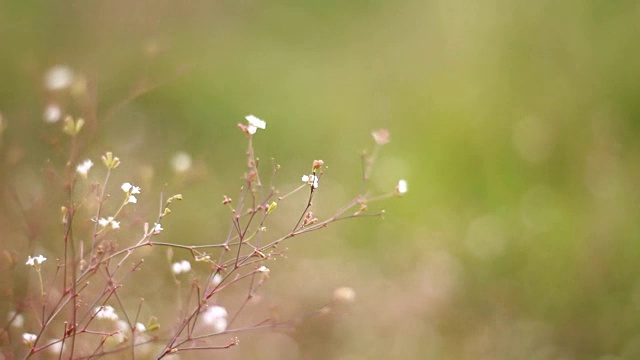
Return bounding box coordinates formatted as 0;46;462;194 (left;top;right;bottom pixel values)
43;104;62;123
152;223;163;234
245;115;266;135
333;287;356;303
301;174;319;189
8;311;24;328
44;65;74;91
26;255;47;266
22;332;37;346
114;321;128;343
135;322;146;333
94;305;119;321
111;221;120;229
116;319;129;332
76;159;93;177
127;195;137;204
47;339;64;354
211;273;223;286
172;260;191;275
180;260;191;272
397;179;408;194
257;266;270;273
171;151;193;173
203;306;228;334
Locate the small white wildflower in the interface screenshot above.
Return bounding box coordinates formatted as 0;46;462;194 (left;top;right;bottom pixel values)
245;115;266;135
371;128;391;145
76;159;93;177
43;104;62;123
110;320;129;343
397;179;408;194
26;255;47;266
116;319;129;332
8;311;24;328
171;151;193;173
44;65;74;91
180;260;191;272
127;195;137;204
203;306;228;334
22;332;37;346
111;221;120;229
333;286;356;303
121;182;132;192
211;273;223;286
47;339;63;354
98;217;110;227
257;266;270;273
135;322;146;333
171;262;181;274
94;305;119;321
152;223;163;234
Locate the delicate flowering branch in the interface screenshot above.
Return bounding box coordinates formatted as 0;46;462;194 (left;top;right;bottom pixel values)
8;110;406;360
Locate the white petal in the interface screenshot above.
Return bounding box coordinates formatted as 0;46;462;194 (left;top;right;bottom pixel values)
245;115;266;129
121;183;132;192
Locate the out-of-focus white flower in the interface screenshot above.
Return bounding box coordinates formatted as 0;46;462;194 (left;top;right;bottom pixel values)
372;128;390;145
26;255;47;266
121;182;141;194
98;217;120;229
301;174;319;189
76;159;93;177
152;223;163;234
44;65;74;91
171;151;193;173
333;286;356;303
397;179;408;194
22;332;37;346
94;305;119;321
8;311;24;328
135;322;146;333
116;319;129;332
257;266;269;273
211;273;223;286
127;195;137;204
47;339;64;354
202;305;228;334
172;260;191;275
245;115;266;135
43;104;62;123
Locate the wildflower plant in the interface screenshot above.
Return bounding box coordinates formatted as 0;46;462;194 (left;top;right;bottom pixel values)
2;87;406;358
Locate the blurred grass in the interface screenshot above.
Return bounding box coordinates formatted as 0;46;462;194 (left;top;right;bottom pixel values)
1;0;640;358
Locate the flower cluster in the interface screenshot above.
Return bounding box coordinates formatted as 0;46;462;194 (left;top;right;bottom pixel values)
202;305;228;334
76;159;94;177
245;115;266;134
98;216;120;229
26;255;47;266
301;174;319;189
122;182;141;204
171;260;192;275
94;305;119;321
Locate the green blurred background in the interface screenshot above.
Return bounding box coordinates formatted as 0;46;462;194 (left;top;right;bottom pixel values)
2;0;640;358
